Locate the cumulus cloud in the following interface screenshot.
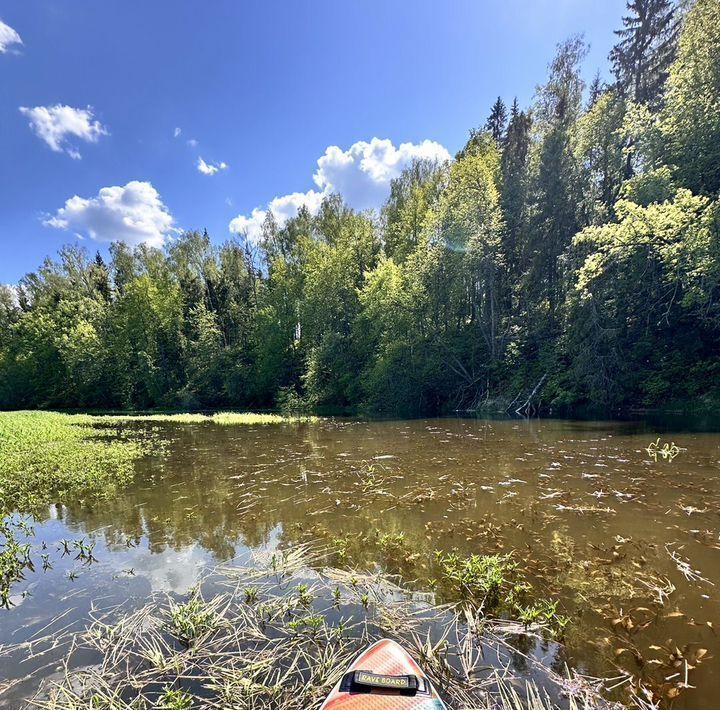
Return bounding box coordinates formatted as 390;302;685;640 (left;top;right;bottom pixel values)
197;156;228;176
19;104;108;159
229;137;450;242
44;180;174;247
229;190;324;243
0;19;22;53
173;126;182;138
314;138;451;211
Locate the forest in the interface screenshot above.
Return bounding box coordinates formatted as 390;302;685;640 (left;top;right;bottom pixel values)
1;0;718;416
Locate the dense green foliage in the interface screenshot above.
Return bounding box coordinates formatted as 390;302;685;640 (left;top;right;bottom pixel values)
1;0;718;415
0;411;145;513
0;411;149;604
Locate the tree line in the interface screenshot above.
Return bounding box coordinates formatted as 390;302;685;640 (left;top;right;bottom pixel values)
1;0;719;415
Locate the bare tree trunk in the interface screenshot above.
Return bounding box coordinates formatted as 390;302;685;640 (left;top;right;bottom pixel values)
515;373;548;417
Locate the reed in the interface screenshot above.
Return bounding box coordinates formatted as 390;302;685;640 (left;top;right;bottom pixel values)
25;546;611;709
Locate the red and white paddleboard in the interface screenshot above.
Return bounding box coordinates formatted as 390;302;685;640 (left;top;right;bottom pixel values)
320;638;447;709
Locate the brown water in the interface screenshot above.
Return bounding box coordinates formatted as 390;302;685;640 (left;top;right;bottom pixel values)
1;417;719;707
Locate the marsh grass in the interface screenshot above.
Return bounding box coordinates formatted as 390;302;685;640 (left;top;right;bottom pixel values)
0;411;156;605
26;547;611;709
0;411;148;513
93;412;319;425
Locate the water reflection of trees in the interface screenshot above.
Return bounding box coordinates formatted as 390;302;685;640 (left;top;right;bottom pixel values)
52;417;705;585
55;420;567;559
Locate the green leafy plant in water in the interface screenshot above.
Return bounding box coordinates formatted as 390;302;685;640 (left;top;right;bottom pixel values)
0;518;34;609
331;536;350;564
285;613;324;638
295;583;313;607
436;551;518;609
157;686;194;709
0;412;148;514
517;600;570;637
374;529;419;574
0;412;157;606
243;586;259;604
286;619;303;635
434;550;569;635
169;591;217;645
305;614;324;636
377;531;406;552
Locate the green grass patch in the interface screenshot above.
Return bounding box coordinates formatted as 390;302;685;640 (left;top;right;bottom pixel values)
0;411;149;514
93;411;318;425
0;410;155;606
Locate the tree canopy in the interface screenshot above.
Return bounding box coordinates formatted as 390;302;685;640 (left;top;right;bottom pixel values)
2;0;718;416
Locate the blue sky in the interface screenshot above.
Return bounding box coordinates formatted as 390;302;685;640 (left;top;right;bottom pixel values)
0;0;626;283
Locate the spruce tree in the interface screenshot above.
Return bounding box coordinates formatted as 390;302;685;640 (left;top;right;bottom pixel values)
500;99;532;282
485;96;508;144
610;0;680;105
588;71;605;108
530;36;587;322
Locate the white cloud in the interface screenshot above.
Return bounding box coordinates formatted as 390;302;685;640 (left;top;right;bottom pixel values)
314;138;451;211
44;180;174;247
174;126;182;138
19;104;108;158
187;138;198;148
197;156;228;176
229;190;324;242
0;19;22;53
229;137;449;242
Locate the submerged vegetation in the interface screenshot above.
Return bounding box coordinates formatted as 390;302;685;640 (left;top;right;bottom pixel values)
23;547;608;709
2;0;719;417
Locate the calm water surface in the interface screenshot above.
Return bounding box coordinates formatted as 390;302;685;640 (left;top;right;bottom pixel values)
1;417;719;707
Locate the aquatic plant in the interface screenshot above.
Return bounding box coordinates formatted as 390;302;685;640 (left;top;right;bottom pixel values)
157;686;194;710
433;551;568;636
243;586;259;604
0;411;147;514
436;551;520;608
0;518;33;609
168;589;219;645
295;583;313;607
0;411;154;605
23;548;610;709
646;437;681;462
93;411;319;425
